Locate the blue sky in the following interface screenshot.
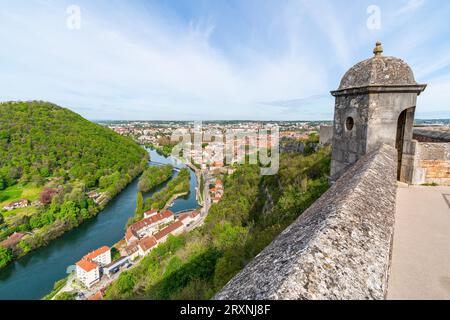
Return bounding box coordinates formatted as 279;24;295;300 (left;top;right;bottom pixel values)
0;0;449;120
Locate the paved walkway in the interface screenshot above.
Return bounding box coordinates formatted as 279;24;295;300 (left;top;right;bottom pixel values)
388;186;450;300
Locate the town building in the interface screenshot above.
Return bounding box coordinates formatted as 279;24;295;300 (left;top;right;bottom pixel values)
154;220;184;243
122;212;198;260
137;236;157;256
83;246;112;267
125;228;139;245
76;259;100;288
88;288;106;301
125;210;175;244
75;246;111;288
178;211;200;227
143;209;159;219
87;191;100;200
0;232;26;248
210;179;224;204
123;242;139;261
104;256;130;278
3;199;29;211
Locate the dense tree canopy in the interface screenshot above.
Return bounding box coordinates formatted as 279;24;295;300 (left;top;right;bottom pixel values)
0;247;13;268
0;101;147;190
0;101;148;267
138;165;173;192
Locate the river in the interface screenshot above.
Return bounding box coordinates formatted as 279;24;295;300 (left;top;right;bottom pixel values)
0;148;199;300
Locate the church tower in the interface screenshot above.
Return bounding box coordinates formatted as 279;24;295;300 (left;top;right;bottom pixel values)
330;42;427;183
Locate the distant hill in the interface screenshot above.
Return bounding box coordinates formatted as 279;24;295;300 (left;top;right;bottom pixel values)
0;101;147;190
0;101;148;265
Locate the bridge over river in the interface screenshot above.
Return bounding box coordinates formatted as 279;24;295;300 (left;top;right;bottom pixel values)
151;161;181;172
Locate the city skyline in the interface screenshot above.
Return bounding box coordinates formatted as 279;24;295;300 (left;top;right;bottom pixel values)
1;0;450;120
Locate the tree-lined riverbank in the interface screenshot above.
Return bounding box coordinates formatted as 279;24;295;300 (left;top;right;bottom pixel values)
0;149;200;300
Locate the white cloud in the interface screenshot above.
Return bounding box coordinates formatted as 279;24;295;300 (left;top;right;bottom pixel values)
415;54;450;79
0;1;333;120
396;0;426;15
295;0;352;68
0;0;447;120
418;73;450;115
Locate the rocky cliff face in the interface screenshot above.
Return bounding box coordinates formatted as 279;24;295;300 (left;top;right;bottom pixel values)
215;145;397;300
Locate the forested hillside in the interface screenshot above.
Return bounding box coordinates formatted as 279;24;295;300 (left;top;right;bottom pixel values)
105;144;331;300
0;101;148;268
0;101;146;189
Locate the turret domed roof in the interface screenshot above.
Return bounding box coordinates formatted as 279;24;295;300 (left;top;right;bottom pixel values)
338;42;417;90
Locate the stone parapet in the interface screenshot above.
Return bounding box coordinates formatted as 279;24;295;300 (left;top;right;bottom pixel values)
215;145;397;300
411;140;450;186
413;129;450;143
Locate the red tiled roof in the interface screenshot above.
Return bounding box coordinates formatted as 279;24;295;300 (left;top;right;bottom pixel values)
125;228;138;242
154;221;184;241
88;289;105;301
84;246;110;261
138;236;157;252
191;211;200;217
76;259;98;272
8;232;26;241
161;210;174;219
145;209;158;216
88;291;103;301
178;214;190;222
130;211;174;232
0;232;26;248
178;211;197;221
125;243;138;255
130;217;154;232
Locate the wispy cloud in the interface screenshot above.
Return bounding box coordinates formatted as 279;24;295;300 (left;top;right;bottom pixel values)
294;0;352;68
415;54;450;79
260;94;334;118
262;94;330;106
396;0;426;15
0;0;448;120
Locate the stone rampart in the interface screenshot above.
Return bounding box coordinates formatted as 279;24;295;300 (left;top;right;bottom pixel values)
215;145;397;300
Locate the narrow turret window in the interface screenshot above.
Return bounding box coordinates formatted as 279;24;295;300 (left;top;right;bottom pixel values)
345;117;354;131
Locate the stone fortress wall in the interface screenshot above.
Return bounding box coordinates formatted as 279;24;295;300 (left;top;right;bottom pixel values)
215;145;397;300
410;129;450;185
320;125;450;186
319;125;333;145
216;43;449;300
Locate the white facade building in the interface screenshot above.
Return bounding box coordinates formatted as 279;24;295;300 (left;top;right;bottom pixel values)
75;246;111;288
76;260;100;288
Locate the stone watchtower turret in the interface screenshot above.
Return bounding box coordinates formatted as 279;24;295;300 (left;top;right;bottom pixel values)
330;42;427;183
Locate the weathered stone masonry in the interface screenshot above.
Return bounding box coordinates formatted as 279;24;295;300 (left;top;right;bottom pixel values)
330;42;426;184
215;145;397;300
410;141;450;185
410;130;450;185
215;43;447;300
